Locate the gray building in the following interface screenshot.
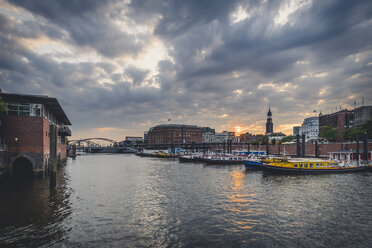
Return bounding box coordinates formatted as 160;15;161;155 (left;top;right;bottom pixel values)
353;106;372;128
293;126;300;136
201;127;215;143
301;117;319;140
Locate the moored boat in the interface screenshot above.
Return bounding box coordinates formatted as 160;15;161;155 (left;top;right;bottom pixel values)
260;158;366;174
244;158;263;170
202;155;245;165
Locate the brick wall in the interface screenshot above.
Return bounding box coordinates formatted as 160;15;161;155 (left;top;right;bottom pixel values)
2;116;44;153
43;118;50;156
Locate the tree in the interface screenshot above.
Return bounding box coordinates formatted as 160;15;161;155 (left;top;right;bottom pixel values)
362;120;372;139
271;138;276;145
319;125;338;142
281;135;295;143
342;128;364;141
258;136;268;145
251;140;259;146
0;96;7;113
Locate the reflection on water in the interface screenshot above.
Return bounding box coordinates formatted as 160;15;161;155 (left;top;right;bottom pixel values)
0;165;72;247
1;154;372;247
227;171;259;230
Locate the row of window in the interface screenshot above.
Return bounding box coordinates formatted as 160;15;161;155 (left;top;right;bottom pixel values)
293;162;334;168
6;102;60;125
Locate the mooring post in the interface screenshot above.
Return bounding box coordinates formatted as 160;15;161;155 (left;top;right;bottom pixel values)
315;140;318;158
247;143;250;156
223;141;226;154
49;124;57;189
356;138;359;161
363;131;368;163
302;134;306;157
296;135;300;157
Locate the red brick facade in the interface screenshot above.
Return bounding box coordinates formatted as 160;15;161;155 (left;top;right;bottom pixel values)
148;125;203;144
0;115;69;176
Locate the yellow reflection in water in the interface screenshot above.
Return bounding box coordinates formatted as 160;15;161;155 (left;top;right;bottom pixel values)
227;171;259;230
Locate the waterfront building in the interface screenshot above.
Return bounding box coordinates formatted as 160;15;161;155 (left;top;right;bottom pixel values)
143;131;148;144
353;106;372;128
215;131;229;143
119;136;144;146
319;109;353;141
201;127;215;143
125;136;144;143
300;117;319;140
240;132;261;143
147;124;202;144
0;91;71;177
268;132;286;142
293;126;300;136
265;108;273;135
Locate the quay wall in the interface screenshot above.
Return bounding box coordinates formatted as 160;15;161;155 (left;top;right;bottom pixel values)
248;142;372;157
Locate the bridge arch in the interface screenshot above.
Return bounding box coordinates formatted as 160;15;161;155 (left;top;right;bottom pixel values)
69;138;119;146
12;155;34;178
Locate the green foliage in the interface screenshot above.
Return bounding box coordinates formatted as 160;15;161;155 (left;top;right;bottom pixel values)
362;120;372;139
342;128;364;141
281;135;296;143
258;136;268;145
0;96;8;113
271;138;276;145
251;140;259;146
319;125;338;142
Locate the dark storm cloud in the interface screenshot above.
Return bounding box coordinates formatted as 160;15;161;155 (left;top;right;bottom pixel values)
9;0;145;57
125;66;150;86
128;0;240;37
1;0;372;137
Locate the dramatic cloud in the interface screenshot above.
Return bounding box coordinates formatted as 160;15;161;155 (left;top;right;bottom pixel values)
1;0;371;140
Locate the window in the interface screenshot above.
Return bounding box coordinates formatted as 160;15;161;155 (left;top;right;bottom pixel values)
299;163;303;168
7;103;18;115
310;163;314;168
19;103;30;116
304;164;308;168
294;164;298;168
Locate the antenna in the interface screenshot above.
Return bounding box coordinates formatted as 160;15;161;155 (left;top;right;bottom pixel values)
362;97;364;106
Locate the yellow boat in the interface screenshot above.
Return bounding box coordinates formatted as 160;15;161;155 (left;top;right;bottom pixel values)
261;158;366;173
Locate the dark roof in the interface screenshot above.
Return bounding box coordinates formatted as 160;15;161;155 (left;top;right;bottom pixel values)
152;124;200;129
0;92;71;125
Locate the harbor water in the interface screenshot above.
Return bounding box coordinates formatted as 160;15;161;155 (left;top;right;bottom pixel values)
1;154;372;247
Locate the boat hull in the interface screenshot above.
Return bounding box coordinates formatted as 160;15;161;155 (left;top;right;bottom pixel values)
244;160;263;170
202;158;244;165
260;163;367;174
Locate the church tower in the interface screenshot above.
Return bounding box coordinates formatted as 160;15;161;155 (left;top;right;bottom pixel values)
266;107;273;135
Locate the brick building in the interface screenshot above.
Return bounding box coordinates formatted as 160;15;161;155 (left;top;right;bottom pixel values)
147;124;202;144
319;109;353;141
0;91;71;177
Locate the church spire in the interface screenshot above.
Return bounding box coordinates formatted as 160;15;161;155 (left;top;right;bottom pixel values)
266;106;273;135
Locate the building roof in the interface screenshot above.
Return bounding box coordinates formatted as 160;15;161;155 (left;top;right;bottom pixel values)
0;92;71;125
153;124;200;129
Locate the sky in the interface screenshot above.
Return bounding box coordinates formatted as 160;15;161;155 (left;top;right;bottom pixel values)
0;0;371;141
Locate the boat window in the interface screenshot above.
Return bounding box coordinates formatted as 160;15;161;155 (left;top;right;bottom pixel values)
304;164;308;168
294;164;298;168
316;163;320;168
310;164;314;168
299;163;303;168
